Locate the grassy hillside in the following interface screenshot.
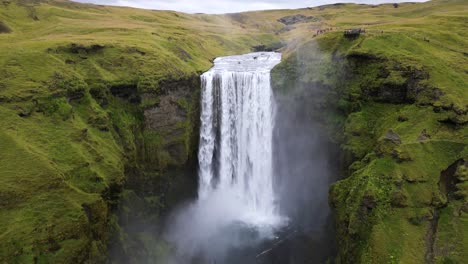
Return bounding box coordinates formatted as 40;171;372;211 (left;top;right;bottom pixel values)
267;0;467;263
0;0;466;263
0;0;278;262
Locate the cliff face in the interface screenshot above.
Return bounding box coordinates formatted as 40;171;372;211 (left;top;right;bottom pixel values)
1;0;467;263
142;77;201;169
328;54;467;264
0;67;201;263
0;1;277;262
271;1;467;256
106;76;202;263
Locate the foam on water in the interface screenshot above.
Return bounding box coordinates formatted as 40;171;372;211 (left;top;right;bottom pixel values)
198;52;284;227
166;53;285;262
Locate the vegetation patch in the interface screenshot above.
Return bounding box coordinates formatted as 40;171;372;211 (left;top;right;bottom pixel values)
0;0;466;262
277;14;320;25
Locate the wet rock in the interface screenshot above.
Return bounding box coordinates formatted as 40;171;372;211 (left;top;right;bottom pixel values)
143;76;200;167
417;129;430;141
252;42;286;52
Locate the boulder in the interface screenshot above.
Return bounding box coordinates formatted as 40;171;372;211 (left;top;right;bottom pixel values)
417;129;430;141
391;190;408;208
0;21;11;33
384;130;402;145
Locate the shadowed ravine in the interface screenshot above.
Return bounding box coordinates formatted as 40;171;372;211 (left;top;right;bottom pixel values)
163;52;336;263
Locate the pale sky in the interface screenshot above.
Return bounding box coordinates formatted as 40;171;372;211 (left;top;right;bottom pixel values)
73;0;428;14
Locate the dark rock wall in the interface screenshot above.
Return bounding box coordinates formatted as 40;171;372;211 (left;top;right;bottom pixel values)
108;75;201;263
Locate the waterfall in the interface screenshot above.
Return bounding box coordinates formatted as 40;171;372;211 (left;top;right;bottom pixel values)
197;52;283;227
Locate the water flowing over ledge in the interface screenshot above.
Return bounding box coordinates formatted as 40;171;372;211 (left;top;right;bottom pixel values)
165;52;285;263
207;52;282;73
198;52;284;228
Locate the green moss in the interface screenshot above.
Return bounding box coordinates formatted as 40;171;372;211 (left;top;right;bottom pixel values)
137;76;162;94
1;0;467;262
329;74;467;262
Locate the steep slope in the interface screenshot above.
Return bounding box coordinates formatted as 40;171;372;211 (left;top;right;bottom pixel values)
0;0;466;263
0;0;279;262
268;0;467;263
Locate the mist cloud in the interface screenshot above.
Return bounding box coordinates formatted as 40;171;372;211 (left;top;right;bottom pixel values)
73;0;427;14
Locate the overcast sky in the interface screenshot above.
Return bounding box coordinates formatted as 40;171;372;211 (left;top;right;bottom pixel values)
73;0;428;14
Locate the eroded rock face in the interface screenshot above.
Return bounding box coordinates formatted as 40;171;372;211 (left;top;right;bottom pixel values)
109;76;201;263
323;46;467;263
143;77;200;167
277;14;319;25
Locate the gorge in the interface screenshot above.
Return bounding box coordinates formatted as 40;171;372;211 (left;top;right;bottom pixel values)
166;52;286;263
0;0;467;263
163;51;336;264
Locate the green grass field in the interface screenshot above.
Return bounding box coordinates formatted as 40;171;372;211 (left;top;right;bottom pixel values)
0;0;466;262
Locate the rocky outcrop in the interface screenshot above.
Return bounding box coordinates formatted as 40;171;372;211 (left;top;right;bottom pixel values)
277;14;319;25
383;130;401;144
321;48;467;263
347;53;435;104
425;159;468;263
143;76;200;167
108;76;201;263
0;21;11;33
417;129;431;141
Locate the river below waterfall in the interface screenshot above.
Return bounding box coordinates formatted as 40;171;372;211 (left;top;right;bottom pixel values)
163;52;335;264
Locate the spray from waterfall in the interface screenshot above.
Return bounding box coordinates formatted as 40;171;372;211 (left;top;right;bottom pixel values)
165;52;285;262
198;52;283;225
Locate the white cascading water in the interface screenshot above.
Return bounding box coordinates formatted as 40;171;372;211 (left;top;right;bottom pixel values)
166;53;285;262
198;52;283;227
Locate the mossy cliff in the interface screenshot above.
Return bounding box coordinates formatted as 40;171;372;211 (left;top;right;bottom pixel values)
0;0;278;262
0;52;202;262
327;53;467;264
1;0;467;263
272;0;467;261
